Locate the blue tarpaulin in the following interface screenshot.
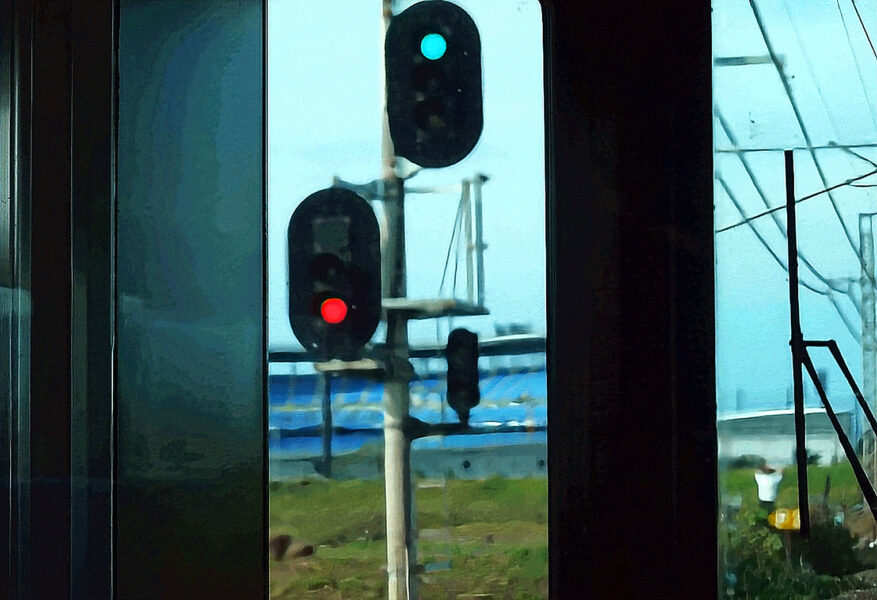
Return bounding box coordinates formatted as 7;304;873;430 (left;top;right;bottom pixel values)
268;366;547;433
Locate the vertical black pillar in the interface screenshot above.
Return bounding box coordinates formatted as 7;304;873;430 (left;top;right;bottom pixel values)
28;2;73;597
545;1;715;597
785;150;810;537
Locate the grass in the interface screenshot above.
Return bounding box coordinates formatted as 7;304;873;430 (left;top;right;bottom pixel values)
720;461;877;599
720;461;868;511
269;476;548;600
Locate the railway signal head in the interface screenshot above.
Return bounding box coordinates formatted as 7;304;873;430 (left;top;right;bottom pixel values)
288;188;381;361
385;0;483;168
446;328;480;424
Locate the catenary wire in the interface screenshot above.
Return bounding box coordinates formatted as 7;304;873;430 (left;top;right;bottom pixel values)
750;0;863;263
715;110;867;301
717;175;860;340
851;0;877;60
836;0;877;131
716;167;877;233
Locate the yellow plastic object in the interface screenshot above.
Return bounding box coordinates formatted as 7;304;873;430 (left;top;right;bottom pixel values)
768;508;801;530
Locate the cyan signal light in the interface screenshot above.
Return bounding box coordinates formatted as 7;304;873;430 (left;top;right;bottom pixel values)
420;33;447;60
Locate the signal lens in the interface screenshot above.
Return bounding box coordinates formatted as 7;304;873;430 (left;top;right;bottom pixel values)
320;297;348;324
420;33;447;60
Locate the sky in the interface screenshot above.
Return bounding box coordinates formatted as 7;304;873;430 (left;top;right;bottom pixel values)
267;0;546;368
713;0;877;413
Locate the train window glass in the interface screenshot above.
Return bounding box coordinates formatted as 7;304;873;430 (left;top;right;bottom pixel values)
714;2;877;597
116;2;264;596
267;1;547;598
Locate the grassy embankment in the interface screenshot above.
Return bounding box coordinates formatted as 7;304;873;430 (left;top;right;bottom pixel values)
269;476;548;600
721;461;870;510
721;462;877;599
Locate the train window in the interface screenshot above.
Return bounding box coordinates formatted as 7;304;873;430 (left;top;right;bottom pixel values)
116;2;264;597
714;1;877;597
267;1;547;598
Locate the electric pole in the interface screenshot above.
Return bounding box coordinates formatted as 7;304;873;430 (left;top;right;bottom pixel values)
379;2;485;596
381;1;418;598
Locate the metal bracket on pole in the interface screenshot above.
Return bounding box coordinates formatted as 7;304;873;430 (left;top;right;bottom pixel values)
803;341;877;522
462;179;474;304
472;174;488;308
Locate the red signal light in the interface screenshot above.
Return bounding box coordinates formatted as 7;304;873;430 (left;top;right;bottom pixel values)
320;297;348;324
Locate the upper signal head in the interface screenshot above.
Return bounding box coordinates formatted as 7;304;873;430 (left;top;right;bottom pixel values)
385;1;483;168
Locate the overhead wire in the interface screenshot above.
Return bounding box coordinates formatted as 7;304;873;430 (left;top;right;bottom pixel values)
716;143;877;154
841;146;877;169
749;0;877;336
750;0;863;262
715;110;865;299
836;0;877;129
715;166;877;233
784;0;877;181
786;0;877;286
714;0;875;342
717;175;861;340
452;189;463;298
789;0;877;310
718;176;822;295
436;192;466;347
851;0;877;60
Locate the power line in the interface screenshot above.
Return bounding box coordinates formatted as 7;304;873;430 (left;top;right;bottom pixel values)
716;167;877;233
717;175;860;340
733;0;877;314
715;110;866;299
836;0;877;131
851;0;877;61
717;176;817;292
716;143;877;153
843;147;877;169
750;0;877;300
750;0;862;260
785;0;862;148
784;0;877;171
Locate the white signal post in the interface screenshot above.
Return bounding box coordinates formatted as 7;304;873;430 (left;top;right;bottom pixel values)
377;3;489;597
381;1;419;599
